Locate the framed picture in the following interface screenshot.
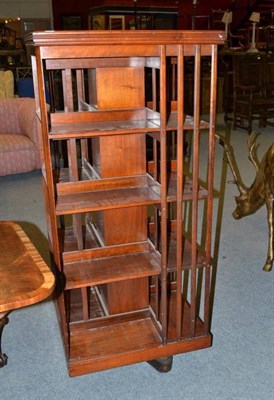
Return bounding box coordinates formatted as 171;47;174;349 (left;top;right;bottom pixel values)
90;14;106;30
109;15;125;30
62;15;82;30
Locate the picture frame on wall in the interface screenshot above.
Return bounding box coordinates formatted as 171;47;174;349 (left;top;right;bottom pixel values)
90;14;106;30
109;15;125;30
62;15;82;30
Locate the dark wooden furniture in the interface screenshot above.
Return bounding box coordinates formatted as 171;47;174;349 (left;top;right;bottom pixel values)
0;221;55;367
232;52;274;134
0;48;26;71
88;5;178;30
218;51;234;122
27;30;224;377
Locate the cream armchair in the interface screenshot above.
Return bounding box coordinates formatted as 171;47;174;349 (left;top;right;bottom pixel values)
0;98;41;176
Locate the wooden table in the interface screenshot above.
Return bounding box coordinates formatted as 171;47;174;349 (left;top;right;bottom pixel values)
0;221;55;367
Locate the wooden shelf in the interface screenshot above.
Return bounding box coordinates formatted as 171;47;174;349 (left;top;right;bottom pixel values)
50;119;161;139
50;111;210;139
167;113;210;131
56;172;207;214
56;185;160;215
166;174;208;201
50;108;161;139
68;302;211;376
64;250;161;289
148;225;206;271
167;237;206;272
69;311;162;375
60;224;205;276
151;291;208;341
55;175;160;215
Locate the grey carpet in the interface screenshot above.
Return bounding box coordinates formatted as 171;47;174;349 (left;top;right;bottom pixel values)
0;117;273;400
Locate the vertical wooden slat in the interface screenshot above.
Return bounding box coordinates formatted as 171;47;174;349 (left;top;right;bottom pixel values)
48;70;55;112
153;137;158;182
154;206;159;251
62;69;73;113
76;69;89;162
171;61;176;101
152;67;158;185
76;69;85;103
67;138;78;181
176;45;184;340
155;275;160;320
154;206;160;320
152;68;157;111
171;60;177;160
190;44;201;337
203;44;218;334
159;45;168;344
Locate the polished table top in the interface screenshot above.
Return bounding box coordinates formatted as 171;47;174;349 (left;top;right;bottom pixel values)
0;221;55;314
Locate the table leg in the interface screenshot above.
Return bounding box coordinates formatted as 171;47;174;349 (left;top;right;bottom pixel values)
0;313;9;367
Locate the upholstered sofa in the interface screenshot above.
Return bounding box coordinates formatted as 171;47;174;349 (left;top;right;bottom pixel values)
0;98;41;176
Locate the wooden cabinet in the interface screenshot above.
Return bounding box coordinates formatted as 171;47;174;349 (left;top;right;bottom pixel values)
26;30;224;377
88;5;178;30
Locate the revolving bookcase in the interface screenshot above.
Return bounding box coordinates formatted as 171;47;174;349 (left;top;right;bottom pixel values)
26;30;225;377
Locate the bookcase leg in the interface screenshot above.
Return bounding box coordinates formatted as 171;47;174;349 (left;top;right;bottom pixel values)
147;356;173;373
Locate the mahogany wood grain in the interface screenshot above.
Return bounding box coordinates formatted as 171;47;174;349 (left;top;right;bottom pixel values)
0;221;55;313
63;241;150;263
64;251;161;289
68;301;212;376
0;222;55;367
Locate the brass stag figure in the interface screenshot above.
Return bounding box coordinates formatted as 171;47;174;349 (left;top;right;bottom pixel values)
216;132;274;272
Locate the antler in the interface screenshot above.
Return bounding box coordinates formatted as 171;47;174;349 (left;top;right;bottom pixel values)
247;132;261;172
215;133;247;195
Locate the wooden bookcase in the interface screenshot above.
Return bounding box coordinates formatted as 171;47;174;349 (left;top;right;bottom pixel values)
26;30;225;377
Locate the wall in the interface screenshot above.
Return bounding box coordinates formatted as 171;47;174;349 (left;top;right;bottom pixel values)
1;0;250;32
0;0;53;36
0;0;52;20
51;0;89;30
51;0;233;30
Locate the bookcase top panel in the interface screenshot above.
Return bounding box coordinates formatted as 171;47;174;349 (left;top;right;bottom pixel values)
25;30;225;47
